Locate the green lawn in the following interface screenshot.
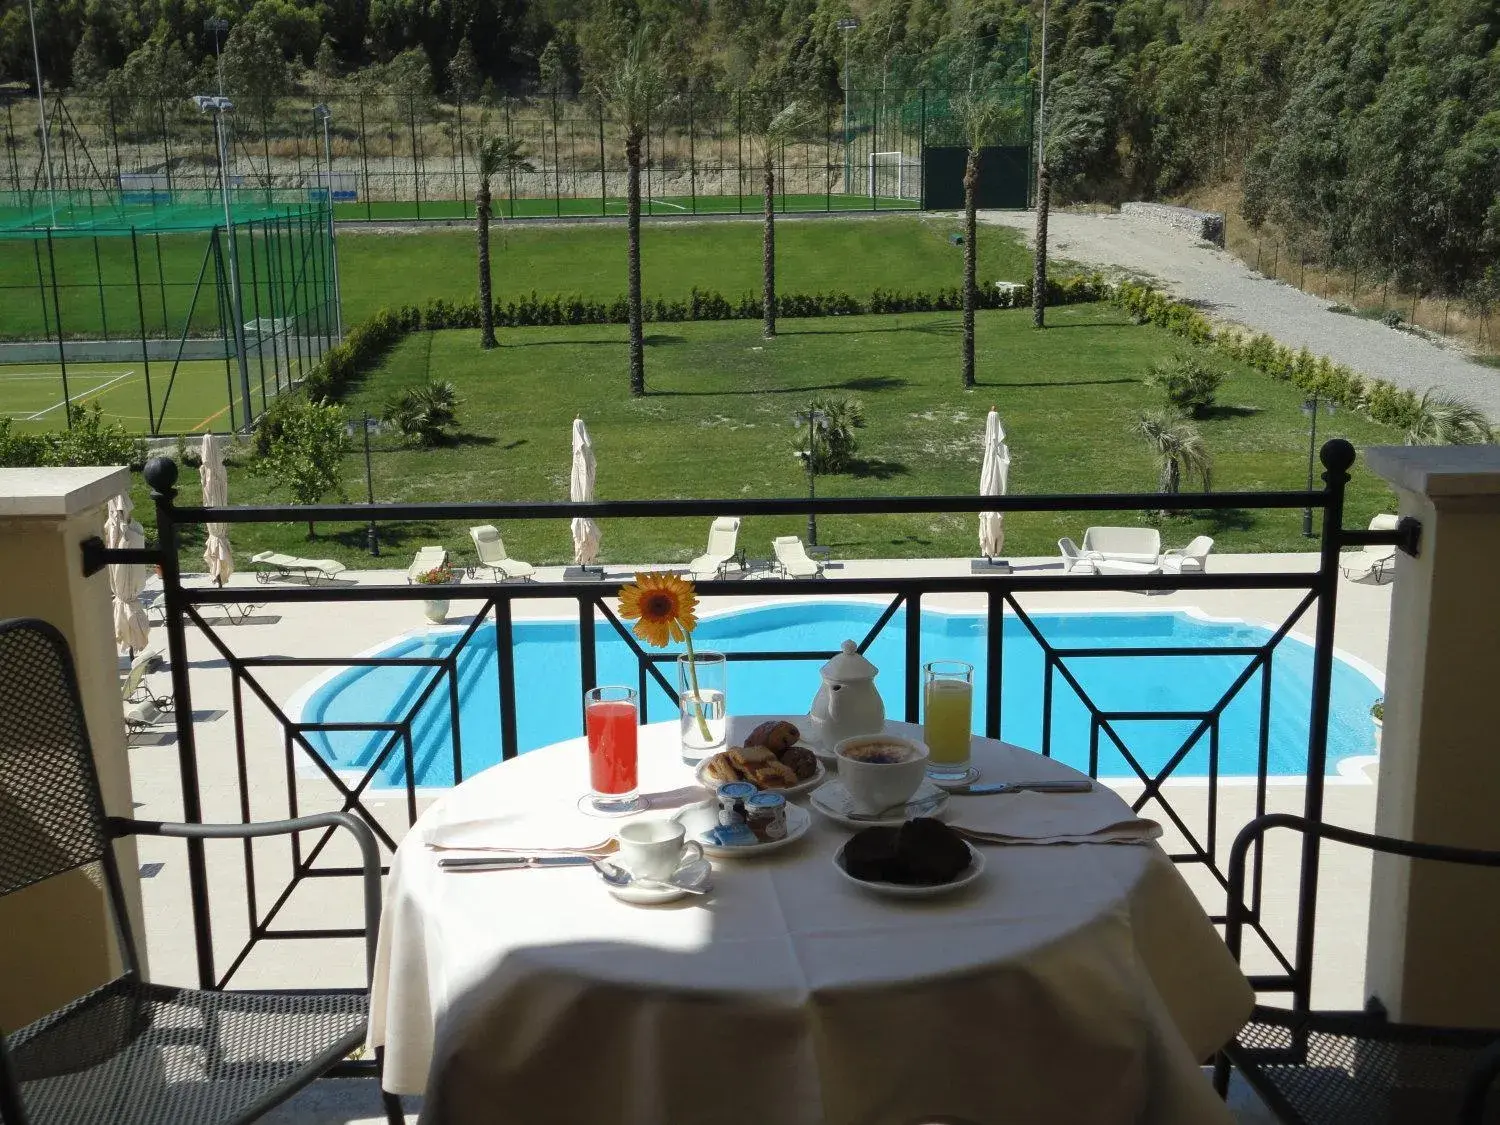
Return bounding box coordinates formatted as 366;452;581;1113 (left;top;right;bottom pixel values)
337;215;1029;324
141;303;1401;568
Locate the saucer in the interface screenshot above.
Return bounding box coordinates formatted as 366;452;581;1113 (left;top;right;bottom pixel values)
674;801;813;858
603;855;714;905
809;779;950;828
833;840;985;898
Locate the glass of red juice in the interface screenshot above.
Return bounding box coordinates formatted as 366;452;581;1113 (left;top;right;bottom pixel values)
584;685;643;815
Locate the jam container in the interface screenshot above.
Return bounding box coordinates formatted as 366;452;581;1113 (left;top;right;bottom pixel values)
716;781;758;828
744;791;788;841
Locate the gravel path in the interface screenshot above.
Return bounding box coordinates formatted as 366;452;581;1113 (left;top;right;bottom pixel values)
980;209;1500;419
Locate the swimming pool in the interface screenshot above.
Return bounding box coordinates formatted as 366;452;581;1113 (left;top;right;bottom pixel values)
294;602;1382;789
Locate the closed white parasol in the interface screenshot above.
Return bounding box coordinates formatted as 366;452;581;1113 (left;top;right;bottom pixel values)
105;494;151;654
571;417;602;567
979;407;1011;559
200;433;234;585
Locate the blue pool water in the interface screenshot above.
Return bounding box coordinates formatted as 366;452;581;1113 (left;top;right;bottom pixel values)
298;603;1381;789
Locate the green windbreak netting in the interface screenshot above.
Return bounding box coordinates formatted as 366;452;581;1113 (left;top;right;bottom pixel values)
0;190;324;238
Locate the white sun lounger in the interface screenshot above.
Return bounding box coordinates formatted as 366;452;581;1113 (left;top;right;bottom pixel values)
252;551;347;585
1161;535;1215;574
688;517;743;579
1058;538;1096;574
1342;514;1400;584
408;545;450;583
772;536;826;579
1082;527;1162;564
468;526;536;582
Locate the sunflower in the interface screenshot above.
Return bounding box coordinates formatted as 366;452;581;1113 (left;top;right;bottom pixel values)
618;572;699;649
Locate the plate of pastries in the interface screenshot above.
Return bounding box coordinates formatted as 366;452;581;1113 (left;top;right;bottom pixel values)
696;720;826;796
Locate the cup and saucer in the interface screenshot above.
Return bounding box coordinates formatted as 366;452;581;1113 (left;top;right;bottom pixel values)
809;735;951;828
600;819;714;905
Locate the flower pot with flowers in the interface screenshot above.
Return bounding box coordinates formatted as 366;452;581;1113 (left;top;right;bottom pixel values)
618;573;727;762
415;563;458;623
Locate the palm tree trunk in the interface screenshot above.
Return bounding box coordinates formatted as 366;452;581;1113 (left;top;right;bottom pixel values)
477;184;496;349
626;126;646;397
1167;458;1181;495
763;150;776;339
1032;162;1050;329
962;147;978;389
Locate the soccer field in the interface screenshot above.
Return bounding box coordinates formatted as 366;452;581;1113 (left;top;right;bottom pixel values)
0;358;288;434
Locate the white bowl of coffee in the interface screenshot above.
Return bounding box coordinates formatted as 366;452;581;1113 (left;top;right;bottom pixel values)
834;736;929;814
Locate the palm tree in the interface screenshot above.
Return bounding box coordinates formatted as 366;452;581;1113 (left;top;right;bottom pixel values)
596;33;672;396
1404;389;1493;445
1033;160;1051;328
1133;411;1213;497
474;136;533;349
744;94;815;339
956;93;1008;389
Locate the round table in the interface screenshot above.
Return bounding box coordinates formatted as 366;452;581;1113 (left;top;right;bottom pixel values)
370;716;1252;1125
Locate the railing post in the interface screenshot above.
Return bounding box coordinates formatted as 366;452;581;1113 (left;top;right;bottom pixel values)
985;589;1004;739
904;593;921;723
143;456;215;990
1292;438;1354;1012
579;597;597;733
494;598;519;760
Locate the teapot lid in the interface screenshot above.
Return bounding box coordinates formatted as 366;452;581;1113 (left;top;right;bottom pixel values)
820;640;878;682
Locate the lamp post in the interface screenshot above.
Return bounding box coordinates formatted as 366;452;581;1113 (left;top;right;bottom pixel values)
194;95;252;431
794;407;828;546
24;0;56;225
1301;392;1336;537
204;17;229;97
837;17;860;194
313;103;344;338
347;413;381;556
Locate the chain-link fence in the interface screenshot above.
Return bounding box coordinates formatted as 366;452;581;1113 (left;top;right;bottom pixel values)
1;85;1030;222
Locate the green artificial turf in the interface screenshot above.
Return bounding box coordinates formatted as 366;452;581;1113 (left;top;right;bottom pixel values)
336;215;1030;324
333;193;920;222
138;303;1401;568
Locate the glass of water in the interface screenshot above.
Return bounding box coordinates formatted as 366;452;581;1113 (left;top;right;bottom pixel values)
677;650;727;763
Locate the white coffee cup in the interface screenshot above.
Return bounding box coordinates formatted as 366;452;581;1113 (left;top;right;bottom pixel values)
616;819;703;881
834;735;930;814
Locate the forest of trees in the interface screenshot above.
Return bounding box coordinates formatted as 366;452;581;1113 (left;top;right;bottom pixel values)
1;0;1496;303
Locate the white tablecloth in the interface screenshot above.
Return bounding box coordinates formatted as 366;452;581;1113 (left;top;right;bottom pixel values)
371;717;1253;1125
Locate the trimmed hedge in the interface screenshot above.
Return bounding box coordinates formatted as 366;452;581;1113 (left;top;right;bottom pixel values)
299;276;1109;403
1109;280;1423;432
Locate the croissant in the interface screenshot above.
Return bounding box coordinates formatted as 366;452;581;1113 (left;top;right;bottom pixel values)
701;753;741;784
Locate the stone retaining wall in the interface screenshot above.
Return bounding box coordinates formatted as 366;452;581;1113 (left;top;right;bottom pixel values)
1120;202;1225;247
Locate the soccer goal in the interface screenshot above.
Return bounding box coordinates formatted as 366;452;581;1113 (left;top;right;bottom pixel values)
867;151;922;202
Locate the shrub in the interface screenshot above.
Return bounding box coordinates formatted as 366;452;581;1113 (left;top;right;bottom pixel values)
382;380;462;447
796;396;866;473
0;404;147;469
1381;310;1403;329
1145;354;1224;418
0;417;54;467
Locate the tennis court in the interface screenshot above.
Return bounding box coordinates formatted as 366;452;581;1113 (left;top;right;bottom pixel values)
0;358;279;434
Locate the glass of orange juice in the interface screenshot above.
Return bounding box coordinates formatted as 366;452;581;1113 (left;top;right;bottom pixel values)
923;661;974;782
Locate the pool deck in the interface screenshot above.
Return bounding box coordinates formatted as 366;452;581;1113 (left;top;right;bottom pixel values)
125;551;1392;1123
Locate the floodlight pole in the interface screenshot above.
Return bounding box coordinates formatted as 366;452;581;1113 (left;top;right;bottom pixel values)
314;104;343;338
200;96;253;430
24;0;56;225
204;17;229;97
838;18;860;195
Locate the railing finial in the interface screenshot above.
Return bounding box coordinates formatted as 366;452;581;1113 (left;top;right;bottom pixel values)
1319;438;1356;477
143;456;179;499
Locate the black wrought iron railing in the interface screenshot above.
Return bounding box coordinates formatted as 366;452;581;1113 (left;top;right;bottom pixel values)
84;438;1417;1032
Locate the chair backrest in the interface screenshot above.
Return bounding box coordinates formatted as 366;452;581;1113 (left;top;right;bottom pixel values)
1183;535;1215;559
120;659;146;701
1058;538;1080;561
706;517;741;557
0;620;114;902
772;536;802;562
1369;513;1400;533
1082;526;1161;556
469;525;506;563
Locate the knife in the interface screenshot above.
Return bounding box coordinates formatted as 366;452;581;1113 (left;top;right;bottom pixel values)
439;854;596;872
949;779;1094;795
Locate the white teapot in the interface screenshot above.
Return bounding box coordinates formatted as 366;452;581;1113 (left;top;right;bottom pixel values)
808;640;885;748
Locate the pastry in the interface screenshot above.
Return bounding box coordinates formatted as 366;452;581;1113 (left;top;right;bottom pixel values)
779;745;818;780
840;819;972;886
744;720;800;752
701;753;740;785
747;760;798;789
727;745;777;772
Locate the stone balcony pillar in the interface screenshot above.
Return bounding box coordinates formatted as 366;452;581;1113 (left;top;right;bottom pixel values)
1363;445;1500;1025
0;467;145;1027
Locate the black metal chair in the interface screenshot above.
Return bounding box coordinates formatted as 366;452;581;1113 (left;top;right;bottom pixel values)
0;618;404;1125
1215;812;1500;1124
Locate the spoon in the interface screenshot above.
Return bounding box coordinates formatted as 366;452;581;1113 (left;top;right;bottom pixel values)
845;793;947;823
592;858;710;895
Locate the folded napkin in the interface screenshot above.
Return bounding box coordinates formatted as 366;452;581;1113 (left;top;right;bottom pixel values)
423;785;714;855
947;788;1161;846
